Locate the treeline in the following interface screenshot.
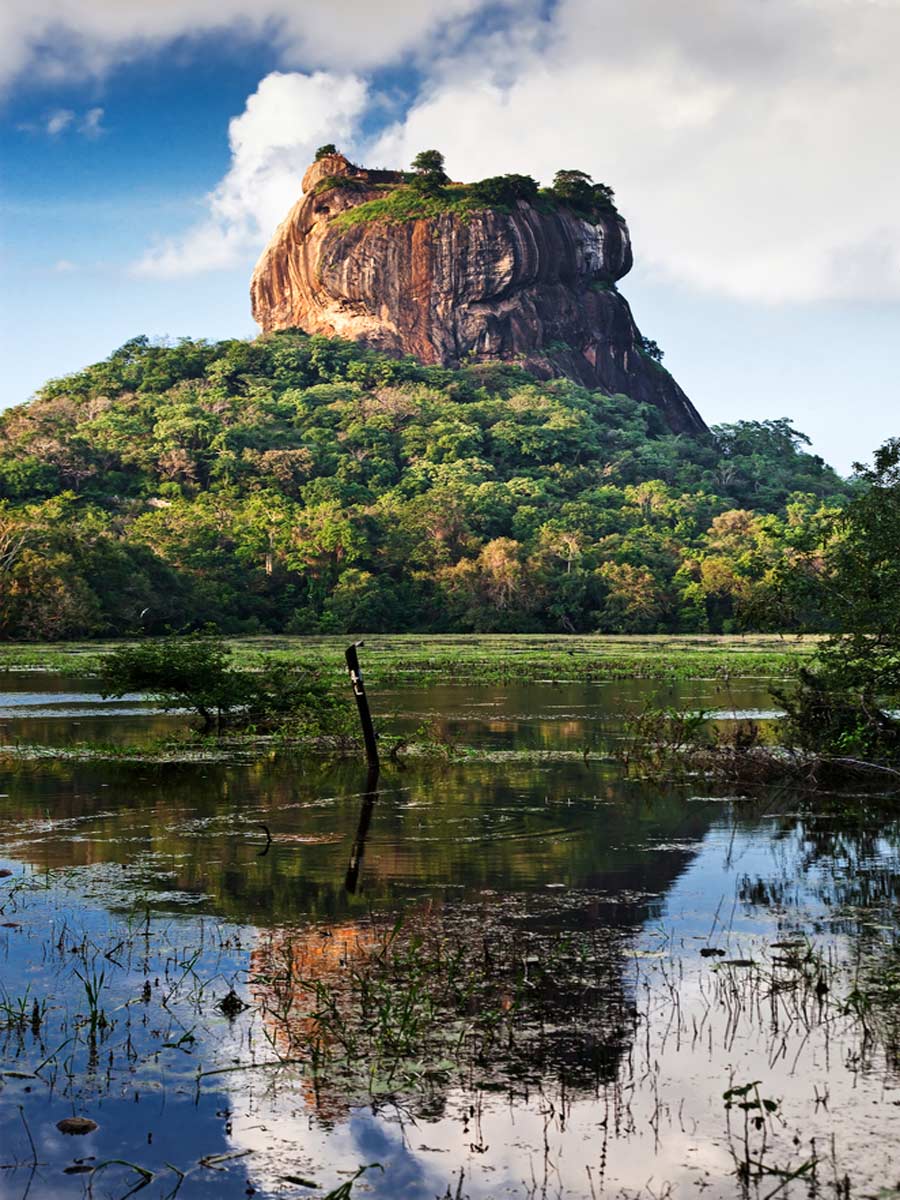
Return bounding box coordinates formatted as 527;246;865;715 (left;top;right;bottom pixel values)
0;331;850;639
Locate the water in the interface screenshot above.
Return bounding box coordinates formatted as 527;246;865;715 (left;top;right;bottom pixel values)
0;671;780;752
0;671;897;1199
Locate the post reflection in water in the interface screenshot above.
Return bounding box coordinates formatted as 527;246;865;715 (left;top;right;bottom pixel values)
345;765;380;895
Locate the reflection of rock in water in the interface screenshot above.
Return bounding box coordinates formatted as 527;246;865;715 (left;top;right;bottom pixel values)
249;921;380;1123
248;895;639;1126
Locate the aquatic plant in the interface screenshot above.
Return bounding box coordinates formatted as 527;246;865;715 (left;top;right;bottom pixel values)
248;910;635;1114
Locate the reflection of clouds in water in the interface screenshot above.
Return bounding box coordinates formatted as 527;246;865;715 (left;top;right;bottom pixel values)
224;908;704;1195
226;1095;454;1197
224;1075;734;1198
4;670;899;1195
220;825;900;1198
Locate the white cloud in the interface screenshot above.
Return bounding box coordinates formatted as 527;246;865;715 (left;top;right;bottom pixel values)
17;105;105;137
364;0;900;304
126;0;900;302
45;108;74;134
79;106;104;137
0;0;500;90
134;71;368;278
53;259;76;272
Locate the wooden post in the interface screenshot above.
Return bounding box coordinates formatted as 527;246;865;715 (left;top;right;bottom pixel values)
345;641;380;773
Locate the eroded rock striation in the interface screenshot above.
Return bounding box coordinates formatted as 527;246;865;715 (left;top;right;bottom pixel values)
251;154;706;435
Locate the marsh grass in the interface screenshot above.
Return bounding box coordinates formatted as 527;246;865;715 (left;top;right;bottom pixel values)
629;933;900;1197
0;632;817;685
246;906;636;1117
0;987;45;1033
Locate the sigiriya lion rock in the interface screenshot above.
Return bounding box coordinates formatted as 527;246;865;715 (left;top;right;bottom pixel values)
251;153;706;436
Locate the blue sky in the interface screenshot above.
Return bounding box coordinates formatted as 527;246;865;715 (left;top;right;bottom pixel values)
1;0;897;473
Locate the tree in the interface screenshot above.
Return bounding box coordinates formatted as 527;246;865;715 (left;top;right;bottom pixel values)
468;174;539;207
0;546;103;638
100;636;238;728
549;170;618;216
826;439;900;642
550;169;595;207
0;505;29;574
439;538;542;630
98;636;349;734
778;439;900;760
596;561;666;632
315;144;339;160
409;149;448;193
639;336;664;363
0;328;850;640
591;181;616;208
410;149;447;177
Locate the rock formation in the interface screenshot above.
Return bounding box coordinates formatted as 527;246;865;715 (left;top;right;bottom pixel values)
251;154;706;435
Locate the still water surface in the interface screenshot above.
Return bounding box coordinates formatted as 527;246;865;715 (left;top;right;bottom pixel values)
0;672;780;748
0;672;897;1199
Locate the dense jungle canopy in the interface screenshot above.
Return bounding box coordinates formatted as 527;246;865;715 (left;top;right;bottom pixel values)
0;331;851;639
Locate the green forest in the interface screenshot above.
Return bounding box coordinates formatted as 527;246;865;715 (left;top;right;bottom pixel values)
0;330;852;640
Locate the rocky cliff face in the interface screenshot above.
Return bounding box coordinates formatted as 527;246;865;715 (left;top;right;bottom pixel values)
251;155;706;435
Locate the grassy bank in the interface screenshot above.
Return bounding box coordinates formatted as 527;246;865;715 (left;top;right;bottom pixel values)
0;632;817;684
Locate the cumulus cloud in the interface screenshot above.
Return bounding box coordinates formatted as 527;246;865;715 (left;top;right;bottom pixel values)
0;0;502;89
134;71;368;278
128;0;900;302
366;0;900;304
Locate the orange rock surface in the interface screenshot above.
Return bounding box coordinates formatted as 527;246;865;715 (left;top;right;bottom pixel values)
251;154;705;434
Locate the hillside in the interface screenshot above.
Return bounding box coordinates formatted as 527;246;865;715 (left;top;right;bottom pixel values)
0;331;847;639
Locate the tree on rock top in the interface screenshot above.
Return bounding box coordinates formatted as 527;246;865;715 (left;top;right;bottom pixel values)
410;149;449;192
551;170;617;214
469;174;539;207
552;169;594;203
